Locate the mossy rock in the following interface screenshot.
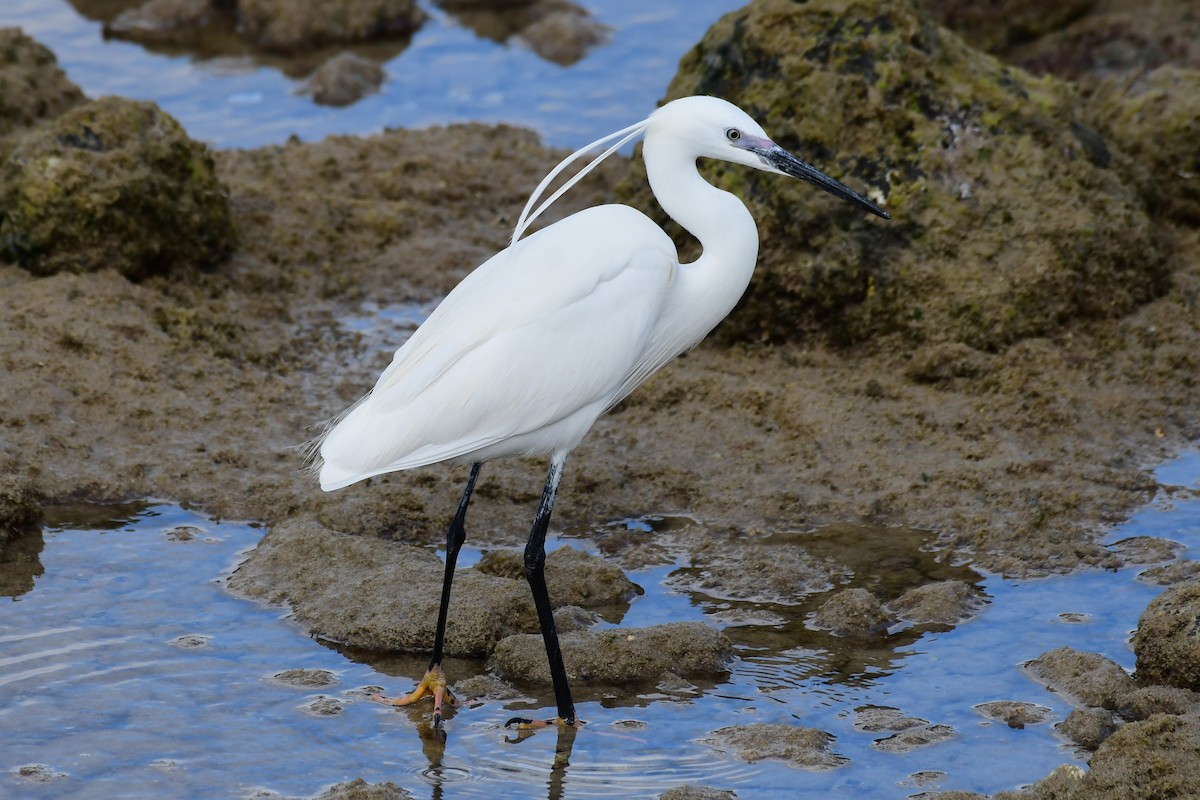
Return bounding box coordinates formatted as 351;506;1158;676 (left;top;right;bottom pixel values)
620;0;1166;350
0;96;235;279
0;27;85;140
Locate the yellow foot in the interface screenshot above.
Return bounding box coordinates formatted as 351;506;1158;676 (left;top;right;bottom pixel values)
504;715;583;731
370;665;457;726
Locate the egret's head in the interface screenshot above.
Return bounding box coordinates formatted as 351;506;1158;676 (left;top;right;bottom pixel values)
649;96;890;220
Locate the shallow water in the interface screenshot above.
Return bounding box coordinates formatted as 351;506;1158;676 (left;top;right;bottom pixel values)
3;454;1198;798
1;0;746;149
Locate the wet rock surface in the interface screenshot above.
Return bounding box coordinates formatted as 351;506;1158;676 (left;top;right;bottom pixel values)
871;723;957;753
474;546;639;611
658;787;736;800
1025;646;1137;708
312;777;414;800
237;0;424;52
700;724;849;770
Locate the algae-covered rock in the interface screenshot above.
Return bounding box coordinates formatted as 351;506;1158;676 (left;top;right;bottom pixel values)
623;0;1166;350
313;777;414;800
0;28;85;140
1087;66;1200;224
0;96;234;279
237;0;425;52
1133;579;1200;690
0;475;41;535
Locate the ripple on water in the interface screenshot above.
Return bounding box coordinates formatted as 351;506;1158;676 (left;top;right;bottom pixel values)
0;452;1197;798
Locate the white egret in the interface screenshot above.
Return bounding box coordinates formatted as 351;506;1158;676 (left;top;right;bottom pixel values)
316;95;888;728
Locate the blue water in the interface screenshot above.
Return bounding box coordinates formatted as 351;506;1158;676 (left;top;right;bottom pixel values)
2;453;1197;798
0;0;746;149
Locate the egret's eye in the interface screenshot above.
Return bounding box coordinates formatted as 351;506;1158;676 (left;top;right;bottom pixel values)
725;128;742;142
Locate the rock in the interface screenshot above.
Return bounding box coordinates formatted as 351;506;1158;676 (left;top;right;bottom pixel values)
299;53;386;107
659;786;737;800
299;695;344;716
475;546;640;609
886;580;984;625
0;97;235;279
1087;67;1200;224
491;622;732;684
700;723;848;770
1026;713;1200;800
1133;579;1200;690
517;6;609;66
1137;560;1200;586
974;700;1053;729
1024;646;1136;708
312;777;413;799
1058;707;1118;751
227;517;540;656
0;28;85;140
237;0;426;52
622;0;1166;350
1108;535;1185;565
272;668;338;688
853;706;928;732
871;724;956;752
811;587;891;635
450;672;530;703
1117;685;1200;721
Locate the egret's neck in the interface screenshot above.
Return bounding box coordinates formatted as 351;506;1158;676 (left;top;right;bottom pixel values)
643;138;759;335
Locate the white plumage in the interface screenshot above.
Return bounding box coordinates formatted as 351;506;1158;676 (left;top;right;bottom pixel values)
314;96;887;728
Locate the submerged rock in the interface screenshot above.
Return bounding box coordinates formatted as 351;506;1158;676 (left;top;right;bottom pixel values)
1108;535;1185;565
623;0;1166;350
853;706;929;732
700;723;848;770
491;622;732;684
1133;579;1200;690
811;587;891;635
0;97;235;279
974;700;1053;729
312;777;413;799
272;668;338;688
299;53;386;107
659;787;736;800
0;28;85;140
871;723;957;753
666;535;850;605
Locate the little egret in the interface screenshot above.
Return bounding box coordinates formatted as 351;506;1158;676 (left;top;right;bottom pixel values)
316;95;888;728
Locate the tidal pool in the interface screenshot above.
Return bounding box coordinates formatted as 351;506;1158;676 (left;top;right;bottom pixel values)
2;454;1197;798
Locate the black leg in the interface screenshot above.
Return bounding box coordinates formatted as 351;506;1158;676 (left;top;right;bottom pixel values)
430;462;481;667
521;456;576;725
